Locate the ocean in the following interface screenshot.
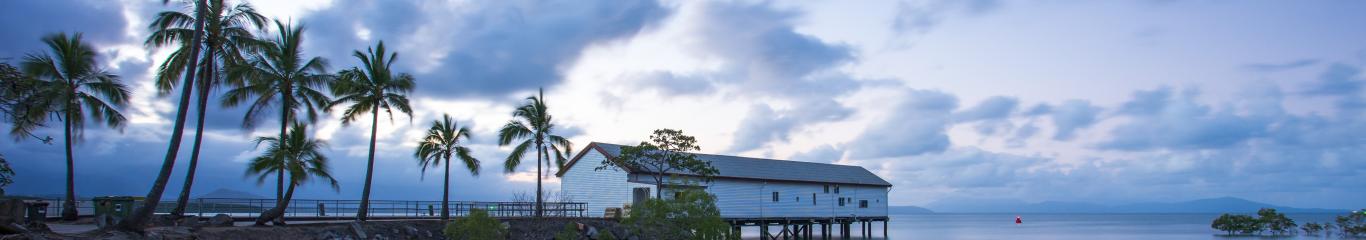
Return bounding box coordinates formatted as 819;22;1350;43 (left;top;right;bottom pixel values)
740;213;1349;239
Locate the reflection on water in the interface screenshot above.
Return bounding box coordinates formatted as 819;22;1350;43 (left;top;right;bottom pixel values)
737;213;1346;240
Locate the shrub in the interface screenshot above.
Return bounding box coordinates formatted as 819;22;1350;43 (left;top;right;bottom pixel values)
1211;213;1261;235
555;222;580;240
598;230;617;240
1301;222;1325;235
1338;210;1366;236
622;188;735;240
443;209;506;240
1256;208;1296;235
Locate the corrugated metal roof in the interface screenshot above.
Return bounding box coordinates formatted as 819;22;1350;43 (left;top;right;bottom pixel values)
591;142;892;187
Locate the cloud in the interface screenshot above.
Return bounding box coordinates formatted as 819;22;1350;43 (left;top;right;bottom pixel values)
1241;59;1320;72
848;89;957;158
1048;100;1102;141
1300;63;1363;97
647;1;861;152
1098;87;1270;151
954;96;1018;122
891;0;1001;36
624;71;716;96
728;99;852;152
954;96;1019;135
0;0;126;59
303;0;671;98
789;144;843;164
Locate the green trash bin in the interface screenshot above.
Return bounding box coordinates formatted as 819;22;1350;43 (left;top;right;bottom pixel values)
93;196;143;227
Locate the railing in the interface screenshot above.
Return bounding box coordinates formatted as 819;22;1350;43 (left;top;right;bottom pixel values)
43;198;587;219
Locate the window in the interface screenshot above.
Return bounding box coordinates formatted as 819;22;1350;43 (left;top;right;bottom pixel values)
835;186;841;194
796;196;800;202
674;191;682;200
860;200;869;208
812;193;817;205
823;185;830;193
772;192;779;202
838;198;845;207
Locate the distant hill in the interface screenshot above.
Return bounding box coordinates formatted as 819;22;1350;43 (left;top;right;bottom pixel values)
889;206;935;214
925;197;1345;213
195;188;265;199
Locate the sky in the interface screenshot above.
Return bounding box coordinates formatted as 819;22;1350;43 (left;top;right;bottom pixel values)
1;0;1364;210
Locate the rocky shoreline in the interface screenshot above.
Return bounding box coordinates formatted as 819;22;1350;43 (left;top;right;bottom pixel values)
2;218;624;240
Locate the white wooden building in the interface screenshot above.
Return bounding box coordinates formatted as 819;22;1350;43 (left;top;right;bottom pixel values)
556;142;893;221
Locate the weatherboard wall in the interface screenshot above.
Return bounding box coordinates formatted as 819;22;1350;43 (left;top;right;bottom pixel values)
708;178;888;219
559;150;655;217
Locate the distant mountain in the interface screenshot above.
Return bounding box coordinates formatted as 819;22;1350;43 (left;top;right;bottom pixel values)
1111;197;1342;213
925;197;1345;213
195;188;265;199
889;206;935;214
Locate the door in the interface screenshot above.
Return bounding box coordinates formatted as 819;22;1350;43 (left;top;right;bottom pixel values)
632;187;650;206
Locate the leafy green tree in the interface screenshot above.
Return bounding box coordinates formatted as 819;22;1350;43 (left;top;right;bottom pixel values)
1301;222;1325;235
144;0;269;217
497;88;572;217
330;41;414;221
0;154;13;195
245;124;339;225
1338;209;1366;236
223;19;332;204
416;114;479;222
444;209;506;240
621;188;734;240
0;62;54;143
597;129;718;199
1256;208;1296;235
21;32;130;221
1211;213;1261;235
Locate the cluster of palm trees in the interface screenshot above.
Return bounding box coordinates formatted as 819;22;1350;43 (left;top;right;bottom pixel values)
2;0;577;230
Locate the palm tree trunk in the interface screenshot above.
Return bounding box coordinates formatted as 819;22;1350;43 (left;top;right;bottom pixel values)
535;142;543;218
171;56;214;217
276;83;290;205
357;107;379;221
60;111;76;221
256;181;296;226
119;0;206;230
441;156;450;222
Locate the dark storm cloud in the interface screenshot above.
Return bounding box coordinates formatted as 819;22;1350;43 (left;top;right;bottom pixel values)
303;0;671;98
0;0;126;59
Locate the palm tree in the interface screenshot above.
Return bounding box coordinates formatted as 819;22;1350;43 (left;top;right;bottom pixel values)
222;19;332;206
497;89;572;217
329;41;414;221
122;0;207;229
416;114;479;222
245;124;339;225
20;33;130;221
145;0;268;217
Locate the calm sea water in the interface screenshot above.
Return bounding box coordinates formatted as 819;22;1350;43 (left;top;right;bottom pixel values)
739;213;1348;240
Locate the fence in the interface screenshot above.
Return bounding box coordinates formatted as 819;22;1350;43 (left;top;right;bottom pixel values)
44;198;587;219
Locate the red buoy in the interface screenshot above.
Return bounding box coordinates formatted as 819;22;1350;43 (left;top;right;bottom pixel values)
1016;216;1023;224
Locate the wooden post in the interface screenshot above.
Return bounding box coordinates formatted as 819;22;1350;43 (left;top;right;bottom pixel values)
761;222;769;240
882;220;888;238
